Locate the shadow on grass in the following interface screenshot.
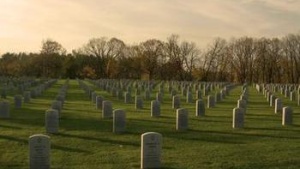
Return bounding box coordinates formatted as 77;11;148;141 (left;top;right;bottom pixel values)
0;134;89;153
55;132;140;147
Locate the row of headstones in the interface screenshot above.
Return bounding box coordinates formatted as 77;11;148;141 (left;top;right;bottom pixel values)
255;84;294;126
0;79;57;119
29;132;162;169
232;84;249;128
90;79;236;109
1;78;45;99
92;79;230;98
45;80;69;134
257;83;300;106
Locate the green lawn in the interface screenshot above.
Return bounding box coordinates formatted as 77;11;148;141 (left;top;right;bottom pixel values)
0;80;300;169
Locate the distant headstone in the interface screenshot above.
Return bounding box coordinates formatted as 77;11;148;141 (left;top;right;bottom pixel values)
186;92;193;103
237;99;247;112
176;108;188;131
196;99;205;116
151;100;160;117
290;91;295;101
124;92;131;104
207;95;215;108
275;98;282;114
196;90;202;99
215;93;221;103
141;132;162;169
45;109;59;133
135;96;143;109
284;89;289;98
91;92;97;103
0;100;10;118
14;95;23;108
102;101;113;118
269;95;276;107
96;96;104;109
282;106;292;126
29;134;50;169
156;92;163;103
172;95;180;109
113;109;126;133
24;91;31;103
55;94;65;106
232;107;244;128
51;101;62;116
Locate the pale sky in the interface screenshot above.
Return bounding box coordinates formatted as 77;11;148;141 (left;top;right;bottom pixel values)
0;0;300;54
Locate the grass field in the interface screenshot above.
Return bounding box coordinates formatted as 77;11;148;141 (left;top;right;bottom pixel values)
0;79;300;169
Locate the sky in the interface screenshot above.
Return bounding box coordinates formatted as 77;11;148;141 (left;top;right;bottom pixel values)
0;0;300;54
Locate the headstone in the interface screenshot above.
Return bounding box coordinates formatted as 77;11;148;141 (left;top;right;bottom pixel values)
186;91;193;103
29;134;50;169
151;100;160;117
196;99;205;116
102;101;113;118
290;91;295;101
124;92;131;104
91;92;97;103
232;107;244;128
51;101;62;116
207;95;215;108
96;96;104;109
135;96;143;109
56;94;65;106
45;109;59;133
156;92;163;103
275;98;282;114
24;91;31;103
14;95;23;108
237;99;247;112
282;106;292;126
113;109;126;133
0;101;10;118
269;95;276;107
195;90;202;99
215;93;221;103
176;108;188;131
141;132;162;169
172;95;180;109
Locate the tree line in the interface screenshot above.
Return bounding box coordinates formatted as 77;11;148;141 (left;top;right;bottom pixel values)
1;33;300;83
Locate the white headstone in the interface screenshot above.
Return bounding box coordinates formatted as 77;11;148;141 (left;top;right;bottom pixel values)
196;99;205;116
135;96;143;109
233;107;244;128
176;108;188;131
45;109;59;133
96;96;103;109
102;101;113;118
151;100;160;117
113;109;126;133
29;134;50;169
207;95;215;108
282;106;292;126
141;132;162;169
275;98;282;114
172;95;180;109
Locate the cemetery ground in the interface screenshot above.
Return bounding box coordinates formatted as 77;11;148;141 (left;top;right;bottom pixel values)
0;79;300;169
